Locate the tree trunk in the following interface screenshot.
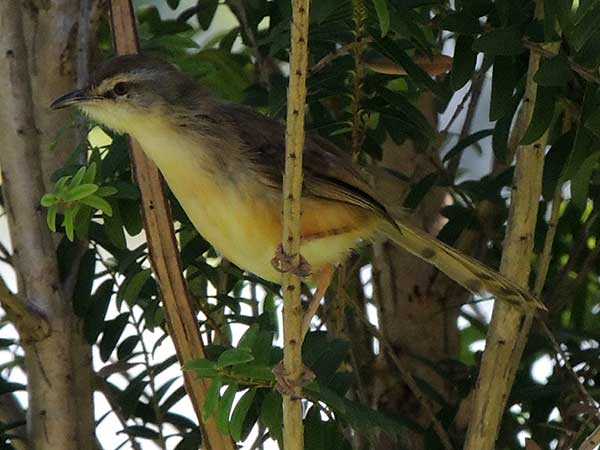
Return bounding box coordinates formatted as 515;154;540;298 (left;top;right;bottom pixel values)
370;94;462;450
0;2;99;449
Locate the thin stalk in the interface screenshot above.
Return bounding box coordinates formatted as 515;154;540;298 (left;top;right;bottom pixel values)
281;2;311;450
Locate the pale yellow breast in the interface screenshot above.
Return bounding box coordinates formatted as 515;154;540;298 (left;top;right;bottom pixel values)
126;117;378;283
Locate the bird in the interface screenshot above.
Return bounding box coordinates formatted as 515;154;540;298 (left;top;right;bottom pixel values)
51;54;543;334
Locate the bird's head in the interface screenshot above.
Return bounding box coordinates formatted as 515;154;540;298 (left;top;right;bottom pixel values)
51;54;200;134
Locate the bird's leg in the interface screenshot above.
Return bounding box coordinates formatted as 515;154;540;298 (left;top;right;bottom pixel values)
271;265;334;396
272;361;316;397
271;266;334;395
271;243;311;277
301;264;335;338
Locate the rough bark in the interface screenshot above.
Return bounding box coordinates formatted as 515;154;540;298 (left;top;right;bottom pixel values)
463;30;555;450
0;2;98;449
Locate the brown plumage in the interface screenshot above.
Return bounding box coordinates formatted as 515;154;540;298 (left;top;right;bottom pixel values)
51;54;544;313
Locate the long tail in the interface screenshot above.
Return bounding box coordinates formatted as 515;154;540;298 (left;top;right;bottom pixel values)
380;220;545;312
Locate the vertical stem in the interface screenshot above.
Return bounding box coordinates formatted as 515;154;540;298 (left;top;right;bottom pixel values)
281;2;310;450
463;5;559;448
351;0;367;162
108;2;234;450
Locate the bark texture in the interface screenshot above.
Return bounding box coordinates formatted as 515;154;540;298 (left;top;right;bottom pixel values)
370;94;462;450
0;2;98;449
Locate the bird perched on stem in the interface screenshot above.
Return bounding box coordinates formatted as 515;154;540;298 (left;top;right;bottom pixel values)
52;54;544;334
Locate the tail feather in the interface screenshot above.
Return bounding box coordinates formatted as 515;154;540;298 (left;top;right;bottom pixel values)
381;220;545;312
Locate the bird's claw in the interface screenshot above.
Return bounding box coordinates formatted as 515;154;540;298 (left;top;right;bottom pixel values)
272;361;316;398
271;244;311;277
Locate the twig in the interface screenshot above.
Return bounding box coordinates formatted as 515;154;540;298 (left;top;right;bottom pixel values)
350;0;367;162
0;276;49;342
547;208;599;308
579;423;600;450
522;38;600;85
280;2;310;450
96;377;143;450
226;0;271;86
539;321;600;420
463;4;558;448
534;189;563;297
351;303;455;450
310;40;368;75
107;3;234;450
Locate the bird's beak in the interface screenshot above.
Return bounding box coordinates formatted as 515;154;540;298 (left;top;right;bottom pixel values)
50;89;96;109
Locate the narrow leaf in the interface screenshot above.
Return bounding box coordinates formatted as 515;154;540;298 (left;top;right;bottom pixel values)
64;184;99;201
230;389;257;441
473;28;525;56
372;0;390;36
203;377;222;421
216;383;238;434
216;348;254;368
520;86;556;145
80;195;113;216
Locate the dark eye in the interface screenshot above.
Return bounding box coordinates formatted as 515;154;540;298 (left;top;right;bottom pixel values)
113;82;128;96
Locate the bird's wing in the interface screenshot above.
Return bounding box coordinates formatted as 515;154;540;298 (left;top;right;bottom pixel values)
217;103;545;312
221;103;389;217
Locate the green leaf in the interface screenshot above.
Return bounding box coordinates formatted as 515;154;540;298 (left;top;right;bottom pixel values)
121;425;159;439
490;56;518;120
83;279;113;344
63;184;99;201
260;391;283;442
229;363;274;381
174;430;202;450
100;313;129;362
372;0;390;36
443;129;494;162
520;86;557;145
473;28;525;56
0;380;26;395
565;2;600;50
203;377;222;421
305;384;407;437
439;11;482;35
216;383;238;434
118;335;139;360
73;249;96;317
80;195;113;216
40;193;57;207
237;324;259;351
451;35;477;90
122;269;152;306
96;186;118;197
542;131;574;200
219;27;239;52
560;84;599;184
585;107;600;138
230;389;256;441
403;173;439;209
196;0;219;30
571;151;600;209
82;162;97;184
186;358;219;378
47;205;58;232
103;203;126;249
70;166;87;188
493;83;524;161
216;348;254;368
63;204;81;241
534;53;572;87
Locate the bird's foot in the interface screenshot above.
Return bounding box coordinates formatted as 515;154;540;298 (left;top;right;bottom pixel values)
272;361;316;397
271;244;311;277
